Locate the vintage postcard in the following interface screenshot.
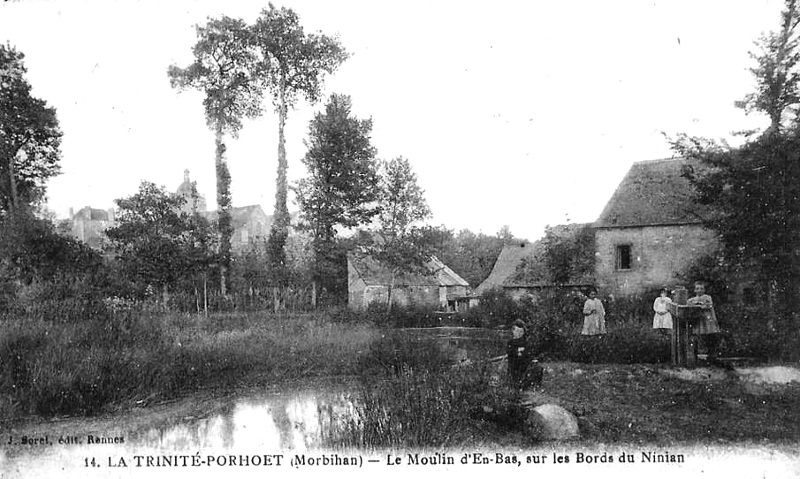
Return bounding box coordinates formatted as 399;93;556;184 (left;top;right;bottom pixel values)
1;1;799;478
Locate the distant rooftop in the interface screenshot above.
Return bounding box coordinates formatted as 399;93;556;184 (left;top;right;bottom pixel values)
474;240;535;294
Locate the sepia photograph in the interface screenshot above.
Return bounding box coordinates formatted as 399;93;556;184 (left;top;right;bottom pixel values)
1;0;799;477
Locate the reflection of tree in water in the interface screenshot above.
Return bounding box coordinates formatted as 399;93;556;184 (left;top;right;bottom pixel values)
136;390;357;450
218;406;236;449
269;399;295;449
137;403;237;450
317;393;360;447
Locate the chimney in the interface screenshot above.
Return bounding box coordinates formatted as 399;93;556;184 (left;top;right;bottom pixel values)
68;207;74;219
184;169;190;183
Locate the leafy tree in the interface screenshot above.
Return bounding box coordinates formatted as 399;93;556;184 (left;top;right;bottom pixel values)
496;225;514;242
672;0;800;326
541;223;595;285
452;228;509;287
106;182;215;305
168;16;261;295
373;157;432;309
250;4;348;294
0;209;106;318
0;43;62;216
295;93;380;306
0;212;100;288
418;226;503;287
736;0;800;134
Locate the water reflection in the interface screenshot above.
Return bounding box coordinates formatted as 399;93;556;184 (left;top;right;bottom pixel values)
0;387;358;478
0;327;503;478
136;389;356;451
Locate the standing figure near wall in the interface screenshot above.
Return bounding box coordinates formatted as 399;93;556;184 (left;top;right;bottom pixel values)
687;281;721;359
581;288;606;335
653;287;673;330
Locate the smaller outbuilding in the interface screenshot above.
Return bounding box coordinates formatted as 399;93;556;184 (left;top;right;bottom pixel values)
474;240;537;297
347;253;471;311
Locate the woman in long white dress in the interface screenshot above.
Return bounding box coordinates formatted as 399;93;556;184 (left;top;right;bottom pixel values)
582;288;606;335
653;287;673;329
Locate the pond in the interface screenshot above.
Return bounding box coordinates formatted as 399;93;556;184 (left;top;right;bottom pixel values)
1;327;506;477
1;384;358;477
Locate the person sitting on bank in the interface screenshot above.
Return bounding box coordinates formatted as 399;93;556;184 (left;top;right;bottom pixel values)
507;319;543;389
686;281;721;361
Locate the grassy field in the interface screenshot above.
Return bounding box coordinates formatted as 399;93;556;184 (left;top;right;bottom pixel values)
320;359;800;448
541;362;800;444
0;309;378;419
2;307;799;447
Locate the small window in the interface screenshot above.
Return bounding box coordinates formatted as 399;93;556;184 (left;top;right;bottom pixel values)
616;245;631;270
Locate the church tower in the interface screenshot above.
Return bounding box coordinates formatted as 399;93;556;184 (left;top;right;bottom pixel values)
176;169;207;214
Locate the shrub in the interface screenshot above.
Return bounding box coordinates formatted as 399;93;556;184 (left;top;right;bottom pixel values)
359;329;455;375
561;325;671;364
321;363;519;448
467;288;523;325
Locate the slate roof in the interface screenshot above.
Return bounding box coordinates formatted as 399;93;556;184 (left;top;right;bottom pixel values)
594;158;713;228
474;241;536;294
349;253;469;287
429;256;470;287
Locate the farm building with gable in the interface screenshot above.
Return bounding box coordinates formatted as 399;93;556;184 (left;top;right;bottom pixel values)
593;157;720;296
347;253;471;311
475;157;726;301
474;230;594;301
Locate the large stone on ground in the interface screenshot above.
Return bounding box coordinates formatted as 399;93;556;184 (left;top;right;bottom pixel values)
519;390;561;408
526;404;579;440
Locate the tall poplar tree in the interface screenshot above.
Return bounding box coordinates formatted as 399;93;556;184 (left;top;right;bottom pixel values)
250;4;348;306
168;16;261;295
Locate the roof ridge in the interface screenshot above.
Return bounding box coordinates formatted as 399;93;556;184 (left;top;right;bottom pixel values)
594;156;711;228
631;156;685;165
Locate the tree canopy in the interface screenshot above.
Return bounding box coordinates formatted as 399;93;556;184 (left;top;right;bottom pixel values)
672;0;800;324
296;94;380;237
106;182;215;301
371;157;432;308
0;43;62;215
250;4;348;288
168;16;261;295
295;93;379;303
167;17;262;137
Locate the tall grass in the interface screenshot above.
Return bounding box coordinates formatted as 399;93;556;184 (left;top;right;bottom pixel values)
0;308;377;420
321;333;519;449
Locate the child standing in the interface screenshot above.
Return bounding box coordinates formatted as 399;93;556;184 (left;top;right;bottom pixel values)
653;287;673;330
582;288;606;335
686;281;721;359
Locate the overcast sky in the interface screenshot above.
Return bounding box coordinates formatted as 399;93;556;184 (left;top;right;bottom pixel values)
0;0;783;241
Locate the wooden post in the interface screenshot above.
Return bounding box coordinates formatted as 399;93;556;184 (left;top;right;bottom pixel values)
670;287;689;366
670;286;703;367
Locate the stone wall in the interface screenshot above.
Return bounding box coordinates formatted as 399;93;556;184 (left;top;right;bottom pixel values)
349;283;440;310
594;224;720;296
